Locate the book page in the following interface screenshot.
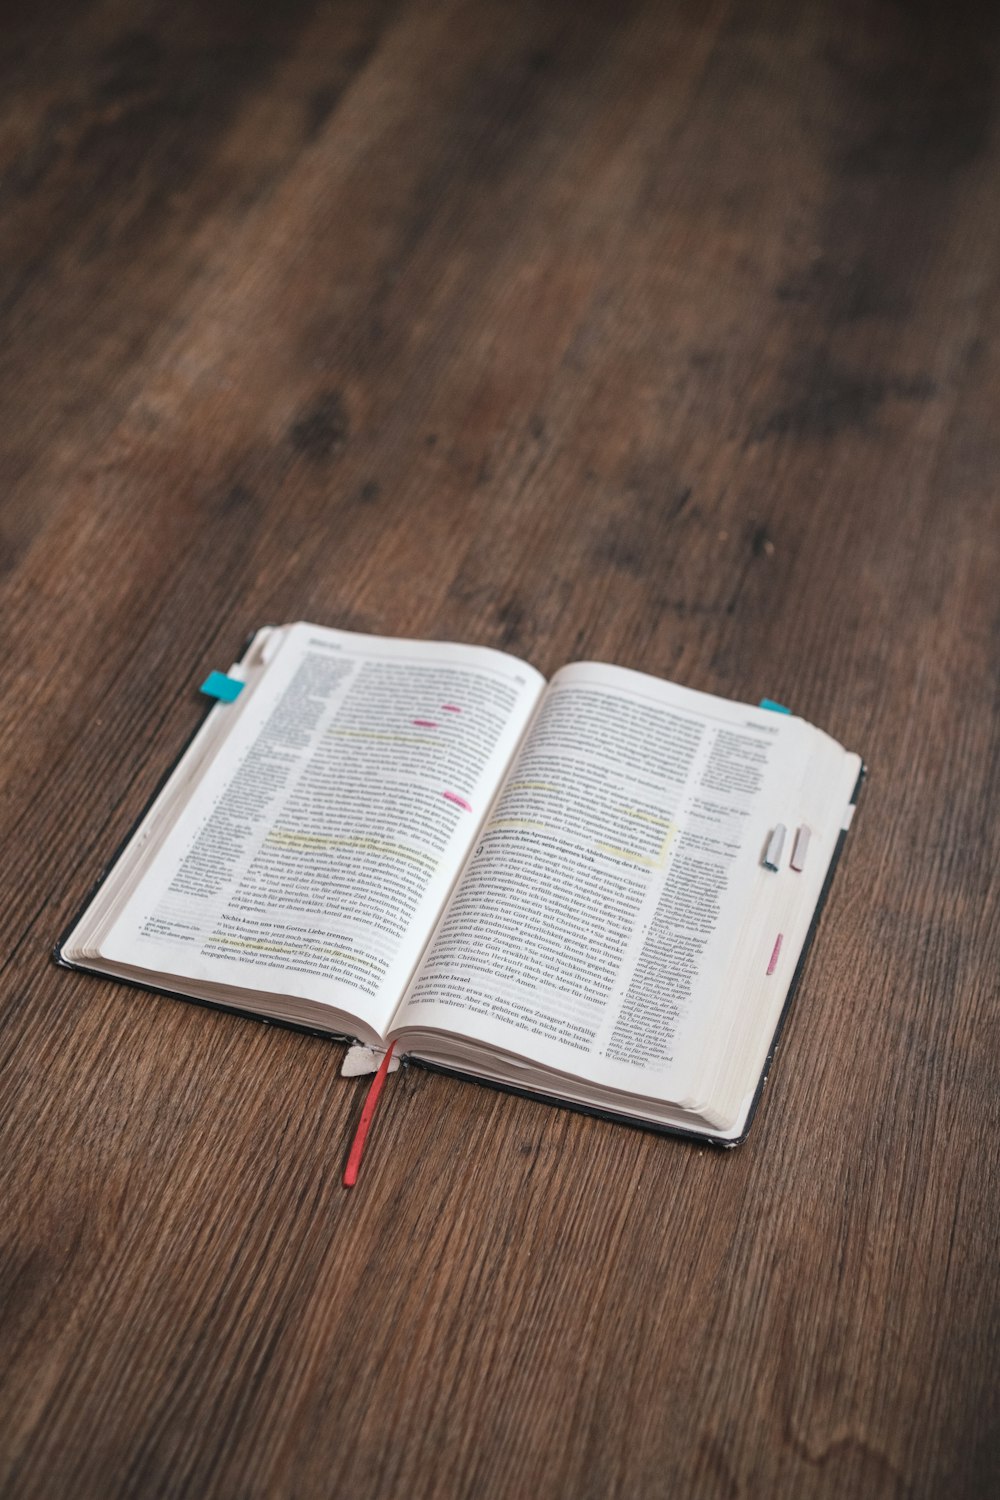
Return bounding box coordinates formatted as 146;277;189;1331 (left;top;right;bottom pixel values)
392;662;809;1099
99;624;544;1038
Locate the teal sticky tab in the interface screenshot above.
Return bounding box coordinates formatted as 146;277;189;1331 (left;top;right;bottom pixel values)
759;697;791;714
200;670;244;703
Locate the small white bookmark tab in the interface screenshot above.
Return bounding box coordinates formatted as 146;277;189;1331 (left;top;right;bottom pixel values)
341;1043;401;1078
763;824;786;872
259;626;284;665
790;825;811;872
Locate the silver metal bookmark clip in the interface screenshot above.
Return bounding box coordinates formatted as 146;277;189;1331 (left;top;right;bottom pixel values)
763;823;786;872
790;825;811;871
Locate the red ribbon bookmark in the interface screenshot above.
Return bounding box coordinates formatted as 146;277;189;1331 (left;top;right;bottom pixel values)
343;1041;397;1188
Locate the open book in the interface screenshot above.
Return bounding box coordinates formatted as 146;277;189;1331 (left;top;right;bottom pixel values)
58;624;863;1144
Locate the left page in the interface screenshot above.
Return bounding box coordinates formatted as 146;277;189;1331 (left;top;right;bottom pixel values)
97;624;544;1040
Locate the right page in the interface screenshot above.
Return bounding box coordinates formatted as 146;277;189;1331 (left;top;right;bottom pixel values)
392;662;859;1131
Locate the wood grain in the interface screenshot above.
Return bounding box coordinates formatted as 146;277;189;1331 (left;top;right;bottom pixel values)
1;1;998;1495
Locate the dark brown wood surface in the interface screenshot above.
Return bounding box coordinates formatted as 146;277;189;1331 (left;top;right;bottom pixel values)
1;1;997;1495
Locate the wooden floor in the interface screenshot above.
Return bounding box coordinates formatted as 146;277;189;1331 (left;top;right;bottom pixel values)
1;2;998;1495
